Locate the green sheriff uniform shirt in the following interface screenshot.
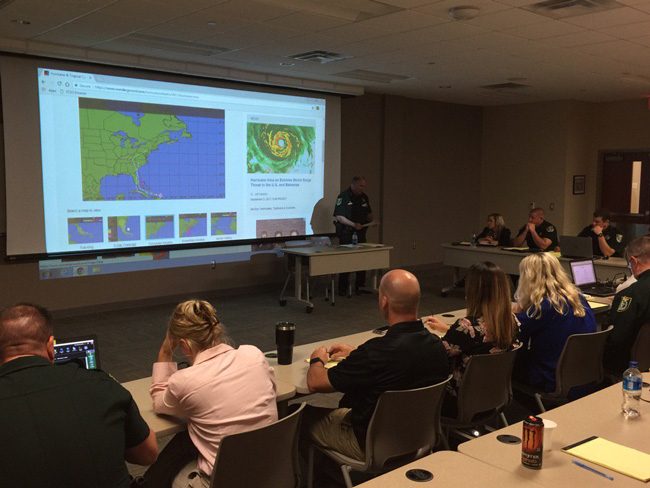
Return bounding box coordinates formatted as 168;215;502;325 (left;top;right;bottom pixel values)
0;356;151;488
333;187;372;243
577;225;624;257
516;220;558;251
606;269;650;374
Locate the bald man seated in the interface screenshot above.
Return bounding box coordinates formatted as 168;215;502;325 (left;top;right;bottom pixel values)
305;269;450;461
0;304;158;488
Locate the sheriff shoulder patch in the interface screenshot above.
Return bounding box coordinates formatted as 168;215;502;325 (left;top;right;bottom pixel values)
336;197;342;206
616;234;623;243
547;226;555;233
617;296;632;312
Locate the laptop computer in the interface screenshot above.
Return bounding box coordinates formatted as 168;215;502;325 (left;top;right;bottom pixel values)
560;236;593;259
54;335;100;370
569;260;617;297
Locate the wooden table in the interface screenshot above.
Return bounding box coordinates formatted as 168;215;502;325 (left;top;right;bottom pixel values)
356;451;545;487
458;372;650;487
441;243;628;295
280;244;392;312
265;309;467;395
123;375;296;437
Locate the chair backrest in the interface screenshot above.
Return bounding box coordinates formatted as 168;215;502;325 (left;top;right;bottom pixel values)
455;344;521;424
631;322;650;372
554;325;613;396
364;375;451;472
210;402;305;488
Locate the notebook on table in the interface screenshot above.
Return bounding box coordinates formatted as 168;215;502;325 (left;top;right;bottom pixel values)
54;335;100;369
569;260;617;297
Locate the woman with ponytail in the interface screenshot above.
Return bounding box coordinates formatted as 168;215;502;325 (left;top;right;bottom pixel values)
148;300;277;488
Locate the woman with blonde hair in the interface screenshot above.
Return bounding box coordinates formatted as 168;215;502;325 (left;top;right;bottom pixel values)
514;253;596;393
424;262;519;414
147;300;277;488
477;213;512;247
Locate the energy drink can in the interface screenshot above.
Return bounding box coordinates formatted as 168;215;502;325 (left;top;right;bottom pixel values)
521;415;544;469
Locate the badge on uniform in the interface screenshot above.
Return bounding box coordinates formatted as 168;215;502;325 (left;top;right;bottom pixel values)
336;198;342;206
547;226;555;232
617;296;632;312
616;234;623;243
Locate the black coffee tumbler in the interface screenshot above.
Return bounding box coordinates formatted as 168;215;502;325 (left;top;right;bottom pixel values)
276;322;296;365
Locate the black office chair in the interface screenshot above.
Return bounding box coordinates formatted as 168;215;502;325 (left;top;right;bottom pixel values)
516;326;613;413
441;344;521;446
307;375;452;488
631;322;650;372
209;402;305;488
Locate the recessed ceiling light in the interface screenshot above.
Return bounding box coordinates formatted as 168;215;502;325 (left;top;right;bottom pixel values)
207;21;217;27
448;6;480;21
11;18;31;25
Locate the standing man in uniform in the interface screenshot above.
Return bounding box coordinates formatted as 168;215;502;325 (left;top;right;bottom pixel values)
334;176;373;296
605;236;650;375
512;207;558;251
577;208;624;257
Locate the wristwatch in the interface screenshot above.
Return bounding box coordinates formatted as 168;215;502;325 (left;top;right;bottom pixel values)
309;357;325;366
597;233;604;237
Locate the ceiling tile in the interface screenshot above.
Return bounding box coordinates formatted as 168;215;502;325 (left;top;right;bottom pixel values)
501;19;584;39
355;9;448;32
562;6;650;28
415;0;512;18
539;30;618;47
466;7;549;29
598;19;650;39
264;12;352;32
204;0;296;21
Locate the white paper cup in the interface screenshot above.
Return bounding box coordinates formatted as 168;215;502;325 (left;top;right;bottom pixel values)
542;419;557;451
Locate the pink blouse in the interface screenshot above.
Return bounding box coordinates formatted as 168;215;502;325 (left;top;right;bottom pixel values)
150;343;278;475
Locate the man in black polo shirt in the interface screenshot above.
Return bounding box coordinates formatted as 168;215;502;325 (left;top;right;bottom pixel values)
605;236;650;375
0;304;158;488
334;176;374;295
512;207;558;251
305;269;449;460
577;208;624;257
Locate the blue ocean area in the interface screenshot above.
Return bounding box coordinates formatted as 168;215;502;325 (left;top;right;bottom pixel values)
117;217;140;241
212;216;236;235
181;217;207;238
68;221;103;244
148;221;174;240
99;114;225;200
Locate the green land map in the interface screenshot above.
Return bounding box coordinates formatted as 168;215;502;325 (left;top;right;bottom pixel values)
79;109;191;200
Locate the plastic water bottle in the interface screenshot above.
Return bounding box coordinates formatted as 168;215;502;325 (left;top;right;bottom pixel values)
622;360;642;419
352;232;358;246
471;233;478;246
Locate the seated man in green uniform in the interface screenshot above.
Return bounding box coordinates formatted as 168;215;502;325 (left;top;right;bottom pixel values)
0;304;158;488
512;207;558;251
605;236;650;375
577;208;624;257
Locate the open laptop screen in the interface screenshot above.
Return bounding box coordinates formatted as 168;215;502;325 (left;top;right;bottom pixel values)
570;260;597;287
54;335;100;370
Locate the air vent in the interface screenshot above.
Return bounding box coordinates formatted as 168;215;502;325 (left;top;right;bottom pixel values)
289;50;351;64
481;82;530;90
124;34;231;56
334;70;411;83
524;0;623;19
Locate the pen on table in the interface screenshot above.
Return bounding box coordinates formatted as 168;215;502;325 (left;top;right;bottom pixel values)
571;460;614;481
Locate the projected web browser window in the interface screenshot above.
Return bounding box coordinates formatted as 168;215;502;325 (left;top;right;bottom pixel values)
37;68;326;254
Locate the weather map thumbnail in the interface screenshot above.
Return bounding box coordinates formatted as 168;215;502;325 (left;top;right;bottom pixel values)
68;217;103;244
211;212;237;236
247;123;315;174
146;215;174;240
107;216;141;242
179;213;207;238
79;99;225;201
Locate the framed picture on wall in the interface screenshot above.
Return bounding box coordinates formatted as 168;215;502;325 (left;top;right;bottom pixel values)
573;175;586;195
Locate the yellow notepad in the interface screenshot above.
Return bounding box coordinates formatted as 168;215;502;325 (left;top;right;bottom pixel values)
304;358;341;369
563;436;650;482
586;300;609;311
